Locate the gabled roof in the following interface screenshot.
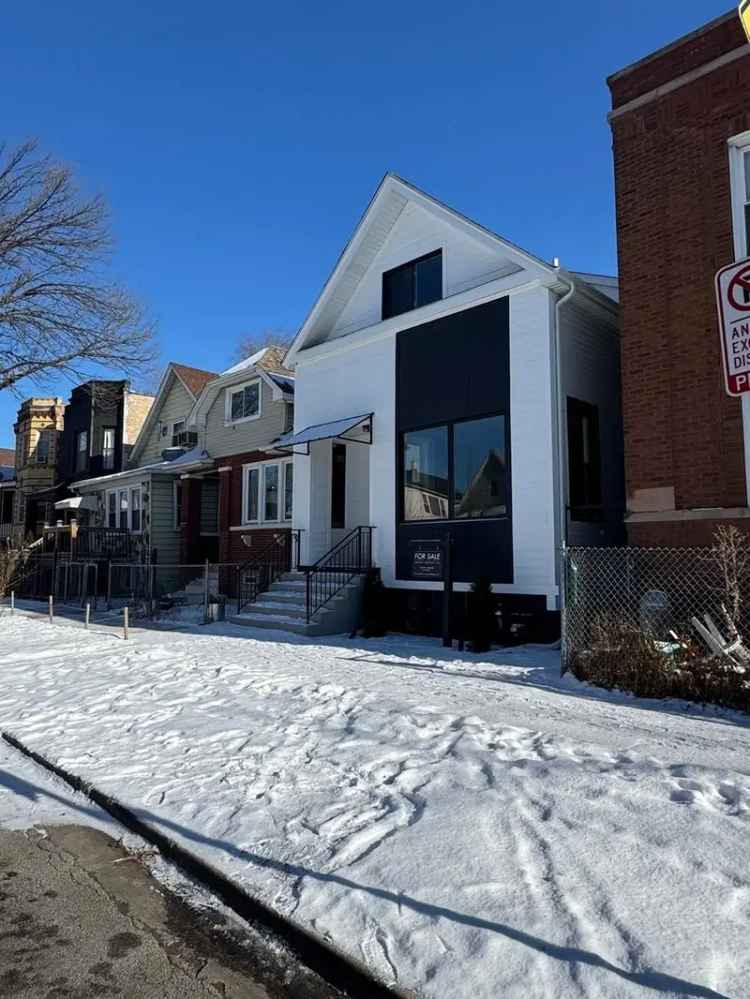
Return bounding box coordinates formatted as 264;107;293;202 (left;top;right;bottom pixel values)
285;173;616;365
171;363;219;397
190;346;294;423
128;361;219;467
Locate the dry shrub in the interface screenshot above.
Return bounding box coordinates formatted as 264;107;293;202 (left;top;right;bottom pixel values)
570;614;750;712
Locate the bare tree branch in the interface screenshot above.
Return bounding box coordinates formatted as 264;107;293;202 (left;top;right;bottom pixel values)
233;328;294;365
0;140;156;394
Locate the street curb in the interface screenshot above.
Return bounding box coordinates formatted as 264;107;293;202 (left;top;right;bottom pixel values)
2;731;413;999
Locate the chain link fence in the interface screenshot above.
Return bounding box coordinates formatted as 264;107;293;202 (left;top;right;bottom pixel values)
562;544;750;710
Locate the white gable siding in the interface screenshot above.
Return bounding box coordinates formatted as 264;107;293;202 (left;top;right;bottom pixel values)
293;336;395;570
330;201;518;342
135;374;195;467
506;288;557;601
201;379;286;459
560;296;624;547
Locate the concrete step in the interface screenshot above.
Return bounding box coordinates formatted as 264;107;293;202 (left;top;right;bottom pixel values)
268;582;307;595
228;612;312;635
249;600;307;619
254;589;304;605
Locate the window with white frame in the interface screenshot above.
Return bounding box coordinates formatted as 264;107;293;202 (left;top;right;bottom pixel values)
130;486;142;532
730;134;750;259
226;379;261;424
102;427;116;470
105;486;142;531
242;458;293;524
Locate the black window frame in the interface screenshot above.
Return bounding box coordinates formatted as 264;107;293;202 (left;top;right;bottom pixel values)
399;411;510;525
382;250;443;321
567;397;602;522
331;442;346;530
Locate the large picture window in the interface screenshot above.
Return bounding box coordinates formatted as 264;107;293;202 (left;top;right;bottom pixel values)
730;134;750;259
382;250;443;321
402;415;507;522
242;459;293;525
226;379;261;424
567;397;602;521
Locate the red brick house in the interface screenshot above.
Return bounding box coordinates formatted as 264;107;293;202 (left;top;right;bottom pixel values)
609;11;750;545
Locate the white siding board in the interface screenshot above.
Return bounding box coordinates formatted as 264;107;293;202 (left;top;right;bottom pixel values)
329;201;515;342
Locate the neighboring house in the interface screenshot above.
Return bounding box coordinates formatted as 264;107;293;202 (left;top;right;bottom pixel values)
608;11;750;545
188;345;294;566
281;173;624;636
52;380;154;521
68;351;294;578
12;398;65;537
69;364;218;566
0;447;16;542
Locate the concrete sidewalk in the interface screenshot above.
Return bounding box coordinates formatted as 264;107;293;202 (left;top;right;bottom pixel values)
0;824;336;999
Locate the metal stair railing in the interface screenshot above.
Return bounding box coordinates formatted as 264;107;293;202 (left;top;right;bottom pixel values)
237;530;301;612
304;527;373;624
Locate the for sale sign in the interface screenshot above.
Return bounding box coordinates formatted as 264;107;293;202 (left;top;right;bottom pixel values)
716;257;750;396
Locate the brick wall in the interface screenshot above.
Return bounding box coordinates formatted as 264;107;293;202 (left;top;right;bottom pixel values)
217;449;291;563
609;14;750;546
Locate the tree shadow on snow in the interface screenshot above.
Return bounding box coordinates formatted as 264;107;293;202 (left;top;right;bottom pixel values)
126;801;729;999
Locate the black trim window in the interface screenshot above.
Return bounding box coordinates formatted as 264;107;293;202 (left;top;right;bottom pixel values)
382;250;442;321
102;427;115;470
567;397;602;521
402;414;508;522
331;442;346;529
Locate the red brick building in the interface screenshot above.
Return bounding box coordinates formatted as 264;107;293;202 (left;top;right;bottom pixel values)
609;11;750;545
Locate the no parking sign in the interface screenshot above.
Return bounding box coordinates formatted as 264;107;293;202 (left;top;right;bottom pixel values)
715;257;750;397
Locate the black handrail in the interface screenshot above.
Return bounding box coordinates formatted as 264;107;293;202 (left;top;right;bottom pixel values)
237;530;301;612
304;526;373;624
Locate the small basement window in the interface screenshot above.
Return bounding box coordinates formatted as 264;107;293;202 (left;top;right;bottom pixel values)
567;398;602;521
382;250;442;321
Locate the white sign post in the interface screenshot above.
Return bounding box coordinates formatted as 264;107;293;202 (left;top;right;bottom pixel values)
716;256;750;397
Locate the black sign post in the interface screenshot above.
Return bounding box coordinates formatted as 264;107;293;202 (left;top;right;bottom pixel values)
409;537;453;647
442;532;453;648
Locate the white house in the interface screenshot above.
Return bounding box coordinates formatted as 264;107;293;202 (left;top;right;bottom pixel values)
279;173;623;637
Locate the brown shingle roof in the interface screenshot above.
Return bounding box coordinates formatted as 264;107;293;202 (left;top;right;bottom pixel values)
0;447;15;468
170;363;219;398
254;345;293;376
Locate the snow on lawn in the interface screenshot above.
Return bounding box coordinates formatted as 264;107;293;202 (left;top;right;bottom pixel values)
1;613;749;999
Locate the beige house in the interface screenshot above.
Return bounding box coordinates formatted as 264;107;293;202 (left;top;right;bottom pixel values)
12;397;65;537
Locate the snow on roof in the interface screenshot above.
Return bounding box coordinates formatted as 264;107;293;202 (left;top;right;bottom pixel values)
221;345;294;379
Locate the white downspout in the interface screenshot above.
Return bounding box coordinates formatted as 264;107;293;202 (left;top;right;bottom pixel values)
553;274;576;611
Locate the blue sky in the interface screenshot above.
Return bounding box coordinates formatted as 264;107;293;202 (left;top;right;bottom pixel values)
1;0;733;447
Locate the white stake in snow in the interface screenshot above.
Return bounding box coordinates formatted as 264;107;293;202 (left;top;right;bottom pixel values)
48;594;53;623
10;590;14;615
85;601;90;630
123;605;129;641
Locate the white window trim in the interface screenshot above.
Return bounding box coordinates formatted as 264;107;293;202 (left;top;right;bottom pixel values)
241;457;293;526
729;131;750;260
224;377;262;426
105;485;143;533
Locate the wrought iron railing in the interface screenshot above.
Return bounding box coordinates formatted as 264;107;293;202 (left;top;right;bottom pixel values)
41;526;141;561
237;530;301;611
304;526;373;623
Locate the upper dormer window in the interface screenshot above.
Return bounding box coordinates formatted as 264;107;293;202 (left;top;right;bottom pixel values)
225;378;261;424
382;250;443;321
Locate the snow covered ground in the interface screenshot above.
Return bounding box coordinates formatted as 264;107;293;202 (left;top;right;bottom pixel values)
1;610;749;999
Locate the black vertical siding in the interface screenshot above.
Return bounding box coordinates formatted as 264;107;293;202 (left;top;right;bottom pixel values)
395;298;514;584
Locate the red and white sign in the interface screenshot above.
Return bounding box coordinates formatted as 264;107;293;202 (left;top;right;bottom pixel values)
716;257;750;396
